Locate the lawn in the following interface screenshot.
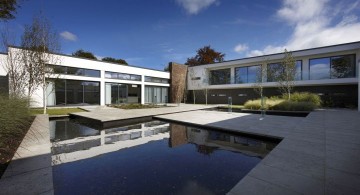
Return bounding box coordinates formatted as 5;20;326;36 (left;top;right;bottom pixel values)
30;108;85;115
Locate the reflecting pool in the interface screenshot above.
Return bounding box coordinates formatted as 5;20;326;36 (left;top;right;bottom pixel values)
50;119;278;195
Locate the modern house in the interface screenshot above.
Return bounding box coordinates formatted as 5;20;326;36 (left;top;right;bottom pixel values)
187;41;360;109
0;47;170;107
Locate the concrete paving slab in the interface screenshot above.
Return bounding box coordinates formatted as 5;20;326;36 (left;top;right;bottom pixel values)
156;109;360;194
0;115;53;195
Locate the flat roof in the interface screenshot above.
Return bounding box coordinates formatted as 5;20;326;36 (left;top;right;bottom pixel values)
192;41;360;67
8;46;169;73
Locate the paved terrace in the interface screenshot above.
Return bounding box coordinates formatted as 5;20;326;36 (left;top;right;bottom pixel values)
72;104;217;123
0;115;53;194
155;110;360;195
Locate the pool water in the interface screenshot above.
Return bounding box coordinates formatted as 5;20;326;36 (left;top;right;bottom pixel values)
50;119;277;195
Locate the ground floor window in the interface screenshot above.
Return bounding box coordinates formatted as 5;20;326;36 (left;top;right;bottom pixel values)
145;86;168;104
47;79;100;106
105;83;141;104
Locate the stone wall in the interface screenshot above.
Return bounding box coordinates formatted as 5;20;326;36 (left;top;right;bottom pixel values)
169;62;188;103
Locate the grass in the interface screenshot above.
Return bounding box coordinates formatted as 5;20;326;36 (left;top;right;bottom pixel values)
110;104;166;109
30;108;85;115
0;95;33;176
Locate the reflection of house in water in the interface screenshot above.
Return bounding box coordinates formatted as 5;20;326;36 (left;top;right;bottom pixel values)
169;126;276;158
51;120;170;165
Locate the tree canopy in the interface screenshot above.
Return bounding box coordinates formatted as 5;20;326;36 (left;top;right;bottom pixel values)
0;0;19;20
102;57;128;65
72;49;97;60
185;45;225;66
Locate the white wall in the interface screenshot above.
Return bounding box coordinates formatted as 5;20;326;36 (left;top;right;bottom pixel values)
7;47;170;107
188;44;360;91
0;54;7;76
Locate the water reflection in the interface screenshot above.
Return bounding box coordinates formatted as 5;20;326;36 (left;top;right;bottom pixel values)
51;119;276;165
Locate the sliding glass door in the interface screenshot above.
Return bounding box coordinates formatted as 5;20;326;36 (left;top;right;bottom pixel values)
144;86;168;104
105;83;140;104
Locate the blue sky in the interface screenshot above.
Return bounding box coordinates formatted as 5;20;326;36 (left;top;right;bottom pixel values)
2;0;360;70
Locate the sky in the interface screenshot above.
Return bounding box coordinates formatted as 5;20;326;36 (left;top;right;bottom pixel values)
1;0;360;70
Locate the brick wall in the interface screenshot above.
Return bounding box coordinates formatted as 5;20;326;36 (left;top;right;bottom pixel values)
169;62;188;103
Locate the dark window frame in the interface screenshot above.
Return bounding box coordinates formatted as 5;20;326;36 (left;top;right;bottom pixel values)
209;68;231;85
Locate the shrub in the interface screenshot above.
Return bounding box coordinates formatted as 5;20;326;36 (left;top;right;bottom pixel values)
271;101;316;111
284;92;321;107
244;99;284;110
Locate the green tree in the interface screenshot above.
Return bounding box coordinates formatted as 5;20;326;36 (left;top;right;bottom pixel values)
0;0;19;20
185;45;225;66
277;49;297;100
72;49;97;60
102;57;128;65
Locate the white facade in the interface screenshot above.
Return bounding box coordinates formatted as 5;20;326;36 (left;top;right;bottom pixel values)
1;47;170;107
187;42;360;110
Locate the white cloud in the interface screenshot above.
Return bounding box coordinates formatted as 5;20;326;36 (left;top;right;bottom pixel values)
176;0;218;15
60;31;77;41
247;0;360;57
234;44;249;53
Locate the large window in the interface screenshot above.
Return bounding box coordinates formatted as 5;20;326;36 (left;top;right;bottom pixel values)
105;83;141;104
235;65;261;84
309;54;355;80
267;60;302;82
105;71;141;81
48;79;100;106
145;86;168;104
145;76;169;84
210;69;231;85
48;65;100;77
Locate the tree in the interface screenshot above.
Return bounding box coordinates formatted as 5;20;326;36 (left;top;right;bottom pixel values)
253;61;268;116
188;68;198;104
0;0;19;20
202;70;211;105
72;49;97;60
20;14;60;114
185;45;225;66
277;50;297;100
1;27;27;98
102;57;128;65
163;65;169;72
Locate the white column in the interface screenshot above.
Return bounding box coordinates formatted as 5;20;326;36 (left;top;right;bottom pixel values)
302;57;309;80
100;130;105;145
100;70;106;106
230;67;235;84
141;75;145;104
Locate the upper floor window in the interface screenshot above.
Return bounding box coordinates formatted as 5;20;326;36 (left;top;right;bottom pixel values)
210;68;230;85
105;71;142;81
47;65;100;77
145;76;169;83
267;60;302;82
235;65;261;84
309;54;355;80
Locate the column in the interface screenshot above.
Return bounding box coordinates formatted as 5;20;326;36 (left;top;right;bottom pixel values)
230;67;235;84
100;70;106;106
141;75;145;104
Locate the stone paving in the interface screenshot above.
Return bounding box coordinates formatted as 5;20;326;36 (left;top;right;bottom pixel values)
73;104;217;122
155;109;360;195
0;115;53;195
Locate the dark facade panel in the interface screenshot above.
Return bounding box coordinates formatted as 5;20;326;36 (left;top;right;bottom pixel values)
0;75;9;95
187;84;358;108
